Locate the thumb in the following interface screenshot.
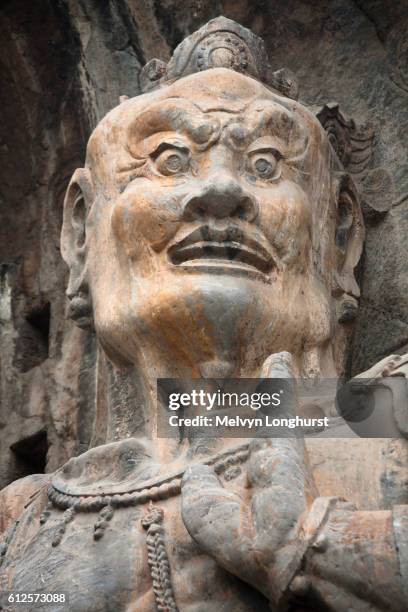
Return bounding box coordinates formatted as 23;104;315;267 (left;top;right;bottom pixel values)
181;464;258;581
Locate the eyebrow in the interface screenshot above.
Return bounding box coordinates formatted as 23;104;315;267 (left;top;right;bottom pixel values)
245;100;308;148
246;142;283;157
246;100;306;138
126;97;309;161
127;98;220;150
149;140;190;158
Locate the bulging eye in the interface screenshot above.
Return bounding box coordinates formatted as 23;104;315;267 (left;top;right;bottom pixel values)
248;150;281;181
154;146;190;176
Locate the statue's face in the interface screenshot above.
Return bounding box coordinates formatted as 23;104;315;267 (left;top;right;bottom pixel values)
84;69;335;373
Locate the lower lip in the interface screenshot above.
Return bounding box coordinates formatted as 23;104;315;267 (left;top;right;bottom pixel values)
172;259;272;283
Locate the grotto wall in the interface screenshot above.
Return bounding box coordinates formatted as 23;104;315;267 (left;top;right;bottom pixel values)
0;0;407;488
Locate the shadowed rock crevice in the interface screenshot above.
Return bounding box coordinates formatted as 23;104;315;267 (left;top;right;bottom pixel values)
13;303;51;373
10;430;48;478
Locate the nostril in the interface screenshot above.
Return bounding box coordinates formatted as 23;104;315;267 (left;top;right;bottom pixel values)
234;197;257;221
235;205;246;220
182;198;205;220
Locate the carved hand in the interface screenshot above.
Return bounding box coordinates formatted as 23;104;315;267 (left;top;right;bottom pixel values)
180;352;316;607
181;352;408;610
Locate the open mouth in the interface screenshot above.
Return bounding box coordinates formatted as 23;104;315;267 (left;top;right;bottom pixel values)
168;226;274;274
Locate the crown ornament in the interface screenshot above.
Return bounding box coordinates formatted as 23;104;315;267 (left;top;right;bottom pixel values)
139;16;299;100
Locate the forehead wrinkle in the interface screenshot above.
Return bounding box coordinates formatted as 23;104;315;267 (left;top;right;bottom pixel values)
193;100;250;114
246;100;300;136
241;99;310;159
127;97;216;145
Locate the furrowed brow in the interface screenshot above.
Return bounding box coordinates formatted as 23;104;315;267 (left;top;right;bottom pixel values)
149;140;190;158
244;101;309;158
127;98;221;154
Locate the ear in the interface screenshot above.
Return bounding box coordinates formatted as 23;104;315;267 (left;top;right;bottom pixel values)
61;168;95;329
331;172;365;323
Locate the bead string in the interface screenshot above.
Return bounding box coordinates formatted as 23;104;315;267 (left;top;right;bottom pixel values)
142;506;178;611
42;443;250;547
47;443;250;513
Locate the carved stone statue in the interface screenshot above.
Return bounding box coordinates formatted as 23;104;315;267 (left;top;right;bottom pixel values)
1;17;408;612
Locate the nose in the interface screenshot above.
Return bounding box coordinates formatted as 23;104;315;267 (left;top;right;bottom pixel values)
182;173;258;222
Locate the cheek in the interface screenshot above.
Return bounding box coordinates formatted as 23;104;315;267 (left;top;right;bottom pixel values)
111;184;182;257
257;182;312;264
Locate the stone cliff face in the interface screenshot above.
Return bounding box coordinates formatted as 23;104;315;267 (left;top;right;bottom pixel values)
0;0;407;488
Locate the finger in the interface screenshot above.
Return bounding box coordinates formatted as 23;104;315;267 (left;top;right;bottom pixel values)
255;351;314;518
248;438;308;488
255;354;316;567
181;464;257;580
355;354;402;379
386;354;408;377
256;351;309;493
398;353;408;367
260;351;295;379
382;355;404;376
247;438;316;555
389;366;408;377
258;352;297;421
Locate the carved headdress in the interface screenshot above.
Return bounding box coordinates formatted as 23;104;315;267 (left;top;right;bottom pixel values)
140;16;298;99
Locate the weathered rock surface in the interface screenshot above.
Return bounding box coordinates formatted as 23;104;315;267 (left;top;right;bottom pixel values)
0;0;407;487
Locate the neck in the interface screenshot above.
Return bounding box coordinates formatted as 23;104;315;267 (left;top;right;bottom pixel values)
92;336;339;466
93;341;263;465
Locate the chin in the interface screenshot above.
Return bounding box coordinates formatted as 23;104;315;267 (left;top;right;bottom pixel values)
93;269;332;373
129;272;287;364
135;268;274;323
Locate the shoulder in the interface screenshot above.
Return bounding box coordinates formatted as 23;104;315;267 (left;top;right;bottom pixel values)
0;473;50;536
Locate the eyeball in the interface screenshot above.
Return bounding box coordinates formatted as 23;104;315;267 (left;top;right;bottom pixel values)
154;147;190;176
248;150;281;181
